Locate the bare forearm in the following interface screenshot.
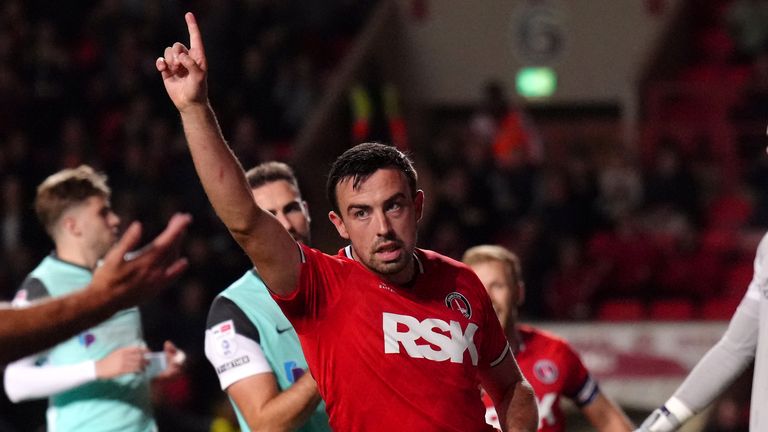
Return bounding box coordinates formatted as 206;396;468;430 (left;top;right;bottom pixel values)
597;415;634;432
179;103;262;235
502;380;538;432
583;394;633;432
245;374;322;431
178;102;300;295
0;290;114;364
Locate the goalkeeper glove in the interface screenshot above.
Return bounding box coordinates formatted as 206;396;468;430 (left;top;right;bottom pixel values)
635;397;693;432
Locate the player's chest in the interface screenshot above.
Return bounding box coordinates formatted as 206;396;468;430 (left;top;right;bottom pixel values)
332;277;484;366
55;308;143;360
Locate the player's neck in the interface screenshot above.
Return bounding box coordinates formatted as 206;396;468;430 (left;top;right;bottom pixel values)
55;243;99;270
382;259;417;286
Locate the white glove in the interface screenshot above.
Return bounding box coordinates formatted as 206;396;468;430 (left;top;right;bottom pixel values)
635;398;693;432
635;407;680;432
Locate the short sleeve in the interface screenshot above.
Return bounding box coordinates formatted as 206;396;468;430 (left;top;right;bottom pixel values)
560;343;599;406
204;297;272;390
12;277;50;306
271;244;349;334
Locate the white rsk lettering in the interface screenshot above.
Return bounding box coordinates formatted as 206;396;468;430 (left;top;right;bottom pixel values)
382;312;479;365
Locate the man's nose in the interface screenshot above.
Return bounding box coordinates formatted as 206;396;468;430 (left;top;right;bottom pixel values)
374;210;393;236
110;212;121;227
275;212;292;232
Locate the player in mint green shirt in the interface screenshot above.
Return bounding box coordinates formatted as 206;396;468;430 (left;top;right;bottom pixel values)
204;162;330;432
3;166;183;432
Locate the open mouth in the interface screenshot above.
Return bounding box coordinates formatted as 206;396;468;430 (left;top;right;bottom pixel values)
375;242;403;262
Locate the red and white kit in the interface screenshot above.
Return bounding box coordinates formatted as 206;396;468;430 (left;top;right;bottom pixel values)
274;245;511;432
483;325;598;432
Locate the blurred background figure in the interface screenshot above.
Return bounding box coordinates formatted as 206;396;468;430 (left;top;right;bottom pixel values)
463;245;633;432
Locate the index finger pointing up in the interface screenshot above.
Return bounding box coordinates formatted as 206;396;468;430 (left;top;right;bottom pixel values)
185;12;205;53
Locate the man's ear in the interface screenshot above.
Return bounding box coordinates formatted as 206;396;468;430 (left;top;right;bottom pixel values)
61;216;80;237
414;190;425;222
328;211;349;239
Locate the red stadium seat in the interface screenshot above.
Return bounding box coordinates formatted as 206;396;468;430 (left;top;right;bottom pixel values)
648;299;695;321
595;299;646;321
700;296;742;320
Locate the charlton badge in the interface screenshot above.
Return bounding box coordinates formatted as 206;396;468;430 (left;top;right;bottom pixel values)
445;292;472;319
533;359;559;384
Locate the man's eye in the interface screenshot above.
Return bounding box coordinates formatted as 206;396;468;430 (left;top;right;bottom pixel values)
355;210;369;218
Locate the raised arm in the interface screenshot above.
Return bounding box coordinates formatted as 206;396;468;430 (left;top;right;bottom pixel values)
0;214;190;364
156;12;300;296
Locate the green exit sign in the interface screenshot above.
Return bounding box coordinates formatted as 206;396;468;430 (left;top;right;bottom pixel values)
516;67;557;98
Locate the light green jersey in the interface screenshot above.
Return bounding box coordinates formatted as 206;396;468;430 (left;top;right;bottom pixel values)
205;270;330;432
19;255;155;432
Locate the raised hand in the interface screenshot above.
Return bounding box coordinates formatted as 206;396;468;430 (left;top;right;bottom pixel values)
156;12;208;112
95;346;149;379
90;213;192;310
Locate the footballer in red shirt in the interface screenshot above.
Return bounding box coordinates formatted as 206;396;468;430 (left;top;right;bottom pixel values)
463;245;634;432
278;244;515;431
157;22;539;430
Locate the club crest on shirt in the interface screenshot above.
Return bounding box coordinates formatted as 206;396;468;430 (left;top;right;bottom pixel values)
284;360;306;383
78;332;96;348
533;359;559;384
445;292;472;319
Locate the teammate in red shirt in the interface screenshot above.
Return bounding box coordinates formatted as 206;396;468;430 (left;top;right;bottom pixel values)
463;245;634;432
156;13;538;432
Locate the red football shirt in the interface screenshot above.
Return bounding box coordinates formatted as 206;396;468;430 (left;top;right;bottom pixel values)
273;245;510;432
482;325;598;432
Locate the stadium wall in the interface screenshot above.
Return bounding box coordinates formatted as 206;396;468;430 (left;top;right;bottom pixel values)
394;0;683;106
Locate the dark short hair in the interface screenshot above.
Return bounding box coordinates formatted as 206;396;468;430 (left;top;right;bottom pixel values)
245;161;300;191
35;165;111;236
326;142;417;214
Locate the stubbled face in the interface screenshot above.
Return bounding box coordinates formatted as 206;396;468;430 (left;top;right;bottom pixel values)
468;260;521;330
329;168;423;285
252;180;311;245
71;195;121;260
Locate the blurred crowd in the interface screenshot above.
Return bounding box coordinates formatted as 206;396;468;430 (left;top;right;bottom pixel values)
418;79;768;322
0;0;372;430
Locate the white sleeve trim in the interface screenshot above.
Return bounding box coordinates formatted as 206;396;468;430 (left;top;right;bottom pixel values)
490;343;511;367
4;357;96;402
204;329;273;390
